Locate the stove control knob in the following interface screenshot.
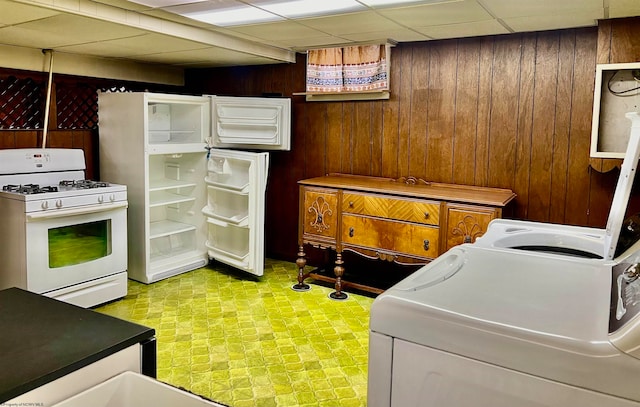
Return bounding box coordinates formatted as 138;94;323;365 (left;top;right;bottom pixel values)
55;200;63;209
98;195;104;204
109;194;116;202
41;201;49;210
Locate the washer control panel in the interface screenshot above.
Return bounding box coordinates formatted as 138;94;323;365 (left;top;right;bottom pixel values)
610;262;640;333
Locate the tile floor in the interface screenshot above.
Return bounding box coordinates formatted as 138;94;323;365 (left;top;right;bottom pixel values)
96;259;374;407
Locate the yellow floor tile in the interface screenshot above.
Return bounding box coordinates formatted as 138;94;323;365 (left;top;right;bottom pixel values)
96;259;374;407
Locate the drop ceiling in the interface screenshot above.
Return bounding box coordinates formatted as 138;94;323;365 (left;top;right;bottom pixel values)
1;0;639;69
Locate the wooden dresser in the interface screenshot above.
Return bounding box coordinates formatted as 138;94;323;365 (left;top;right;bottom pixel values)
294;174;516;299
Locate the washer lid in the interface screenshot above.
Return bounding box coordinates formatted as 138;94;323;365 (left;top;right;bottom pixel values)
604;112;640;259
371;245;612;355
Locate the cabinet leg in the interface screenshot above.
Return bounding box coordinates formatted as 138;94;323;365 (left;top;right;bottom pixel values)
292;245;311;292
329;252;348;300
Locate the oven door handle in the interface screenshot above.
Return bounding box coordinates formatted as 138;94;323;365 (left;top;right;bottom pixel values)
26;202;128;222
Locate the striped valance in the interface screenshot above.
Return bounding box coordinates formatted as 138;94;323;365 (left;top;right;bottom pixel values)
306;44;388;93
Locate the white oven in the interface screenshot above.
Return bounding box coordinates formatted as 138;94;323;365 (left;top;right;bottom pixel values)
0;149;129;308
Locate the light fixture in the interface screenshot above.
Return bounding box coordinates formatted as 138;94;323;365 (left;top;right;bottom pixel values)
182;6;284;26
358;0;457;7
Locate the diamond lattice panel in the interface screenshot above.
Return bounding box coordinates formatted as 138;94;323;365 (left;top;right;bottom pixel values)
0;76;43;129
56;83;99;130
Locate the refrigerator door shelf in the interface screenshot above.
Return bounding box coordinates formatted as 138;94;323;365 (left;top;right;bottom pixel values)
204;175;249;192
203;206;249;227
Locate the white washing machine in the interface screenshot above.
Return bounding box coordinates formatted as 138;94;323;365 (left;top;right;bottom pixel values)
367;112;640;407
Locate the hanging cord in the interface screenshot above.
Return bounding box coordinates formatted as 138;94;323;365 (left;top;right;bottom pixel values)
607;69;640;96
42;49;54;149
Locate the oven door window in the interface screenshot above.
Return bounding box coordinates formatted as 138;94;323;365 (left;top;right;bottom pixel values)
48;220;112;268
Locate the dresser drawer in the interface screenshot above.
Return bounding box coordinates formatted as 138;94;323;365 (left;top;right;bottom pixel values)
341;214;439;259
342;192;439;226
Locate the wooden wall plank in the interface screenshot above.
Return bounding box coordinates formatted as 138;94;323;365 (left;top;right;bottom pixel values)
381;47;402;179
426;41;457;183
408;42;429;179
304;104;327;178
341;102;355;173
549;31;576;224
475;37;494;187
396;44;414;178
611;17;640;63
514;34;536;219
326;103;344;175
528;32;560;221
370;100;383;177
487;36;520;190
452;38;480;186
566;28;598;226
353;103;373;175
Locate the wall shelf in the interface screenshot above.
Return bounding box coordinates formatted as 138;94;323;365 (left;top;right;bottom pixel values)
591;62;640;158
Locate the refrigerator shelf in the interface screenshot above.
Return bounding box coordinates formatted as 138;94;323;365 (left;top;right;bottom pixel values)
205;241;249;263
150;220;196;239
149;179;197;192
149;191;196;207
203;207;249;227
148;144;206;155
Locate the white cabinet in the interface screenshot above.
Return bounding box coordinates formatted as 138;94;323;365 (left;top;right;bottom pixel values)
99;92;209;283
99;92;290;283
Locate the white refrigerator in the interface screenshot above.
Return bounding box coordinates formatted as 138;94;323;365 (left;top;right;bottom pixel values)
98;92;290;283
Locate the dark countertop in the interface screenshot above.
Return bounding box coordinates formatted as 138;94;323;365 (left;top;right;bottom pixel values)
0;287;155;403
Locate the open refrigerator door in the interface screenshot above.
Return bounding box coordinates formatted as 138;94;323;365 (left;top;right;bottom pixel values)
203;148;269;276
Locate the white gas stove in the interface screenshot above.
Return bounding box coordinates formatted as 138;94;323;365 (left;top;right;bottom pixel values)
0;148;128;308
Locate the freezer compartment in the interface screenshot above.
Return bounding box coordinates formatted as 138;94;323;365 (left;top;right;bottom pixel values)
203;186;248;225
210;96;290;151
147;102;207;145
205;156;250;191
52;371;223;407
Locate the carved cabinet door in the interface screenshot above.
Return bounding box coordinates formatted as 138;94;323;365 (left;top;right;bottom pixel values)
444;203;499;252
300;186;339;245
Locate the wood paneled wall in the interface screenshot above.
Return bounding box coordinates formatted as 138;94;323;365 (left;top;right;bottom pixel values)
189;24;640;262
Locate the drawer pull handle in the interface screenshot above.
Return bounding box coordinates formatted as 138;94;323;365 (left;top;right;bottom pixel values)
349;201;354;207
349;227;354;237
424;212;430;219
423;239;430;251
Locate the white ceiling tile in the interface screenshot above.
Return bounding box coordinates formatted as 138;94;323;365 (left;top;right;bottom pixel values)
377;0;493;27
299;11;406;35
608;0;640;18
340;28;429;43
479;0;603;19
416;19;509;39
503;11;601;33
271;36;352;49
227;20;330;41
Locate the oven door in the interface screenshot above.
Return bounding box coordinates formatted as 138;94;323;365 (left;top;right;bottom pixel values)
25;202;128;294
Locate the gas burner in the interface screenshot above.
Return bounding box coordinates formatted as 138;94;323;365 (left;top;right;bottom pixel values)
2;184;58;194
59;180;110;189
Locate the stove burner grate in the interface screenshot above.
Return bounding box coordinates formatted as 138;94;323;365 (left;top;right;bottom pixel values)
60;180;110;189
2;184;59;194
